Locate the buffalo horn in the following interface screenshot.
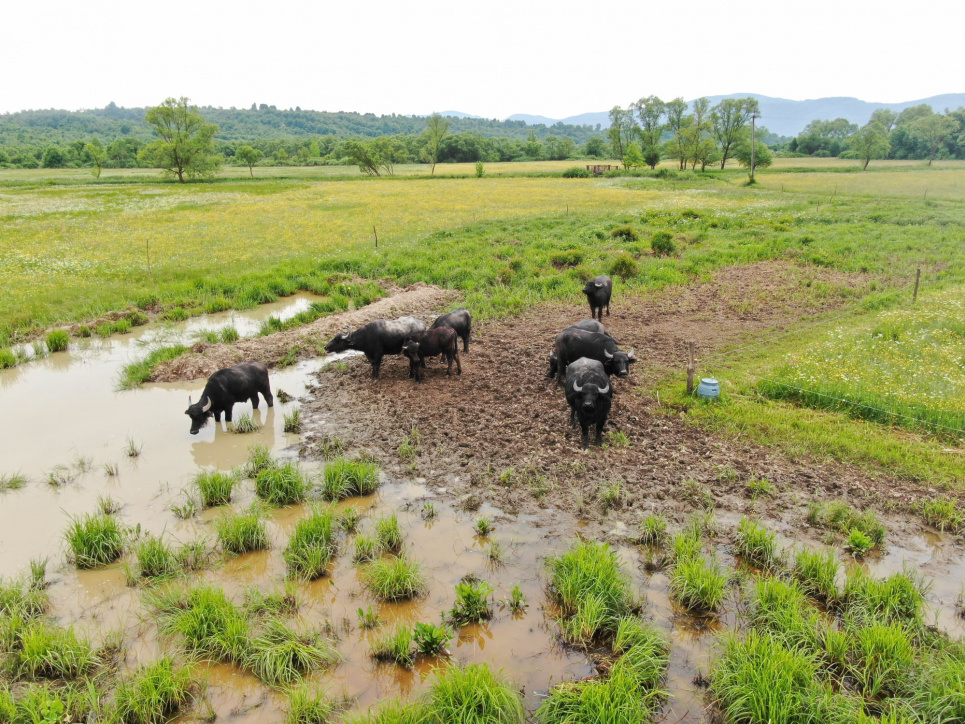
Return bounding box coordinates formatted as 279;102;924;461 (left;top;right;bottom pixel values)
599;382;610;394
573;381;582;392
594;282;603;288
604;349;613;359
201;398;212;412
628;348;635;358
188;396;192;406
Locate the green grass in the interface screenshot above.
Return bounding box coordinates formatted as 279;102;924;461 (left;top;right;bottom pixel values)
284;505;339;580
807;500;886;548
285;683;340;724
746;478;775;499
0;576;49;619
353;534;381;563
0;472;28;492
243;582;300;618
846;528;874;556
320;457;381;501
637;514;667;544
733;518;783;569
920;496;963;532
474;517;494;537
842;568;927;628
284;408;302;433
849;622;914;699
112;657;198;724
64;513;125;568
255;462;308;505
245;618;340;687
363;556;428;602
232;412;261;434
118;345;189;389
216;508;270;554
374;513;403;552
398;428;421;462
148;584;250;662
422;663;525;724
130;535;179;580
669;555;728;612
194;469;237;507
338;506;362;532
793;548;840;604
413;622;452;656
244;443;276;477
370;625;414;667
449;579;495;626
45;329;69;352
14;619;97;679
503;584;527;614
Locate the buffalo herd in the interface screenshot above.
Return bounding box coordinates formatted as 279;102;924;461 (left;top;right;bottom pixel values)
188;275;628;448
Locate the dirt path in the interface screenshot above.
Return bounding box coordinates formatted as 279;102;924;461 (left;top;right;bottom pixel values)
151;283;459;382
301;261;931;547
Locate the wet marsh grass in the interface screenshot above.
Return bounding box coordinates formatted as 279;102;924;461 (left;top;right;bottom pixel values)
64;513;125;568
232;413;261;434
422;663;525;724
363;556;428;602
413;622;452;657
124;437;142;458
148;584;250;662
284;506;339;580
733;518;783;570
0;472;28;493
807;500;886;549
255;462;308;506
283;408;302;433
473;517;494;537
637;514;667;544
449;580;495;626
320;457;380;501
13;619;98;680
194;469;237;507
244;443;275;477
374;514;403;553
669;554;728;612
370;625;414;668
246;618;340;687
920;497;963;532
243;582;300;618
352;534;381;563
118;345;189;389
216;508;270;554
112;657;198;724
548;541;634;644
793;548;840;604
285;683;340;724
44;330;69;352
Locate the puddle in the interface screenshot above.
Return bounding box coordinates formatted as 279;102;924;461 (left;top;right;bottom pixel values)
1;297;964;722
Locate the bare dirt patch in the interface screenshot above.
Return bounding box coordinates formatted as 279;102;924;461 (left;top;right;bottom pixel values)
301;262;932;548
152;283;459;382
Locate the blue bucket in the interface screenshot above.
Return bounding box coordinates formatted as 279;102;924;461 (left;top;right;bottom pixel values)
696;378;720;399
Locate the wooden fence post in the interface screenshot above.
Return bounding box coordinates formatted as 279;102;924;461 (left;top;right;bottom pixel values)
373;225;378;249
687;341;695;395
913;267;921;302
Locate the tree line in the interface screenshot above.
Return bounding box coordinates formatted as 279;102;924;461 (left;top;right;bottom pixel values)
783;105;965;167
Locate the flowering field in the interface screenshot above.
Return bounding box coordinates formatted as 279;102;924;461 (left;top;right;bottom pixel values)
759;290;965;439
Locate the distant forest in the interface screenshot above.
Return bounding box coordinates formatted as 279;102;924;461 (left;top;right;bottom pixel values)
1;99;963;171
0;103;607;170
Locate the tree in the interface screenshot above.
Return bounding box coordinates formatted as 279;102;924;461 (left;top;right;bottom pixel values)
664;98;689;170
584;137;608;158
683;97;712;170
909;114;957;165
870;108;897;134
84;139;107;178
423;113;451;174
736;140;772;169
140;97;220;182
849;122;890;170
623;142;646;170
343;139;382;176
606;106;637;160
711;97;758;169
235;145;264;177
632;95;666;159
41;146;67;168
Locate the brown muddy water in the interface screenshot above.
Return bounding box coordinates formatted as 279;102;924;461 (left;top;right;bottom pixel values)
1;298;964;722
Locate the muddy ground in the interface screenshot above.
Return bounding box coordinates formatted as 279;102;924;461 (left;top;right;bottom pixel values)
297;261;943;551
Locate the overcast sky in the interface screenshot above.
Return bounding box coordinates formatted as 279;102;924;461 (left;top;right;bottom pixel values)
3;0;960;119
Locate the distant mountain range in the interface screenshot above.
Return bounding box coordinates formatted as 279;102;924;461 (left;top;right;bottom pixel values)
484;94;965;138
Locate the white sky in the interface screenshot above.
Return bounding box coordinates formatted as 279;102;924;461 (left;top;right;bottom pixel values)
3;0;960;119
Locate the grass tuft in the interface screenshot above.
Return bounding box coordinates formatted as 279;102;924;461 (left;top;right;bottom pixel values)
370;625;414;668
244;443;276;477
364;556;428;602
255;462;308;506
232;412;261;434
321;457;381;501
449;579;495;626
284;505;339;580
793;548;840;604
669;555;728;612
413;622;452;657
733;518;783;569
112;657;198;724
285;683;339;724
423;663;525;724
246;618;340;687
638;514;667;545
920;497;962;532
374;513;403;552
0;472;29;492
45;330;69;353
284;408;302;433
194;469;237;507
65;513;125;568
353;534;381;563
216;508;270;554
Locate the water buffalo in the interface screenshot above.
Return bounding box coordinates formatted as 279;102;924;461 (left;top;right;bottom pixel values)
583;275;613;321
402;327;461;383
546;320;613;378
185;361;273;435
323;316;426;379
553;328;636;384
430;309;472;353
565;357;612;448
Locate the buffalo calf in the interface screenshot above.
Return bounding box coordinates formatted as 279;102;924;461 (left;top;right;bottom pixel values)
583;275;613;321
402;327;461;383
430;308;472;353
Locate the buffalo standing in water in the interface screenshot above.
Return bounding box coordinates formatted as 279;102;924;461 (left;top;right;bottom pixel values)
324;316;426;379
185;361;273;435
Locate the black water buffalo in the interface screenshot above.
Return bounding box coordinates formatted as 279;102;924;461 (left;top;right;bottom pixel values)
185;361;273;435
565;357;613;447
323;316;426;378
430;309;472;353
583;275;613;321
546;320;613;378
552;328;636;384
402;327;461;383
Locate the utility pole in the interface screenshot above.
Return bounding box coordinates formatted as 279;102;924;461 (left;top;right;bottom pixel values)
750;112;759;183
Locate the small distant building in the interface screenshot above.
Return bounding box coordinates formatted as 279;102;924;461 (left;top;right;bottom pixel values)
585;164;621;175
